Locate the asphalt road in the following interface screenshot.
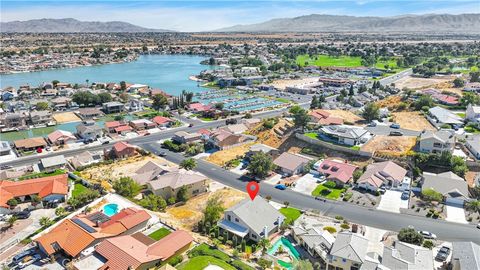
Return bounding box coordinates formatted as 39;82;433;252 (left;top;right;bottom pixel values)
379;68;413;86
141;142;480;244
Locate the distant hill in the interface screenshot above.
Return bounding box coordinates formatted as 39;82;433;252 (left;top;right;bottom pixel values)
216;13;480;33
1;18;173;33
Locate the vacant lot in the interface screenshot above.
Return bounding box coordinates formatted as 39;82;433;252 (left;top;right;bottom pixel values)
375;96;407;111
271;76;320;90
361;135;416;156
324;109;364;124
391;112;435;131
394;75;454;89
53;112;81;123
160;187;247;230
206;142;255;167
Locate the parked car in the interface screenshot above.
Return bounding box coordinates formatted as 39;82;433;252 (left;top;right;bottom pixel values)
390;123;400;129
368;121;377;127
275;184;287;190
17;254;42;269
401;191;410;200
389;131;403;136
158;151;167;157
189;123;194;127
477;223;480;229
10;249;36;265
419;231;437;239
14;211;31;219
0;165;13;170
435;246;451;261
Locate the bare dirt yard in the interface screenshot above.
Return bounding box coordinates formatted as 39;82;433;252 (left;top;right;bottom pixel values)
361;136;416;157
391;112;436;131
248;118;294;148
206;142;255;167
324;109;364;124
52;112;81;123
375;96;407;111
78;155;173;189
159;186;247;230
394;75;455;90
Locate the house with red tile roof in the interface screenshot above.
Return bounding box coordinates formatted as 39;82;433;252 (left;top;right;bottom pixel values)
105;121;123;133
36;207;151;258
315;159;358;186
92;230;193;270
0;174;69;213
114;125;134;135
47;130;76;146
152;116;174;127
187;103;212;113
110;141;136;159
309;109;344;126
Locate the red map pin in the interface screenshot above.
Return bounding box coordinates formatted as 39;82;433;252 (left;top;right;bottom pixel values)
246;181;259;200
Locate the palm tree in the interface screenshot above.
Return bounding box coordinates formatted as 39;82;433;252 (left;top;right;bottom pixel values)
39;217;52;227
258;238;271;254
7;216;17;228
55;207;67;217
465;200;480;212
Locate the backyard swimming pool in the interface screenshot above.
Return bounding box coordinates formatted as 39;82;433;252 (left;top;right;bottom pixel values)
267;237;300;269
103;203;120;217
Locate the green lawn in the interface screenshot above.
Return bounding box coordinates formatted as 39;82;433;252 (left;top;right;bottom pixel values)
189;243;231;261
275;97;291;103
305;132;319;139
279;207;302;224
456;112;466;118
18;169;65;180
311;184;346;200
200;117;214;122
148;227;171;240
72;183;89;197
297;54;362;67
177;256;236;270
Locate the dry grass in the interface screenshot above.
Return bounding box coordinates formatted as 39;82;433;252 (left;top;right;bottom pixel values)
375;96;407;111
361;135;416;156
160;187;247;230
391;112;435;131
52;112;81;123
206;142;255;167
248;118;294;148
324;109;364;124
394;75;454;90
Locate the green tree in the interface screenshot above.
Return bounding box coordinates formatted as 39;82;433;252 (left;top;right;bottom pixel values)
36;102;49;110
152;94;168;110
120;81;127;91
258;238;271;254
52;80;60;87
39;216;52;227
202;194;225;225
451;156;468;177
112;177;141;198
247;151;275;179
421;188;443;202
289;105;302;114
6;216;17;228
214;102;224;110
470;71;480;82
310;95;318;109
453;78;465;88
398;228;424;246
465;200;480;212
293;260;314;270
177;186;189;202
460;92;480;106
362;103;380;122
180;158;197;170
293;108;309;131
139;194;167;212
257;258;272;270
98;92;112;103
349;85;355;96
7;198;18;207
414;95;434;110
55;207;67;217
423;240;434;249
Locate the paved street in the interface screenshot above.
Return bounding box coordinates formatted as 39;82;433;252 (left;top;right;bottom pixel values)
140;142;480;244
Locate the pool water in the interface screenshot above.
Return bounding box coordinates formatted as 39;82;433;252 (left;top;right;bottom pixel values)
267;237;300;269
103;203;119;217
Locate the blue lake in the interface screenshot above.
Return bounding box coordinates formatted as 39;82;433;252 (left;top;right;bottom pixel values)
0;54;216;95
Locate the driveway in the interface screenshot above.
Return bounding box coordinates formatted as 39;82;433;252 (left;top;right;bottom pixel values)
377;190;408;213
264;174;283;185
445;205;468;224
293;173;321;195
230;161;248;175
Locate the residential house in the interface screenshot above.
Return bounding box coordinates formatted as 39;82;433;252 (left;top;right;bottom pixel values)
102;101;124;114
418;130;455;154
318;77;353;87
105;121;124;133
51;97;72;110
357;161;408;192
83;230;193;270
29;110;52;125
273;152;311;176
320;125;372;146
1;113;26;128
309;109;343;125
130;161;171;185
245;144;278;160
465;135;480;160
172;131;203;144
421;171;470;206
47;130;76;145
0;174;68;214
14;137;47;152
222;123;248;134
152;116;173;128
0;91;15;101
127;99;144;112
382;241;434;270
129;119;156;131
427;106;463;129
0;141;12;156
70;151;103;169
218;197;284;242
292;226;335;263
315;159;358;187
327;232;369;270
146;169;208;200
114;125;134;135
40;155;67;172
110;142;136;159
241;118;261;128
466;104;480;124
450;242;480;270
208;129;254;150
36;208;151;258
463;82;480;93
76;122;104;141
187;103;212;113
77;108;104;120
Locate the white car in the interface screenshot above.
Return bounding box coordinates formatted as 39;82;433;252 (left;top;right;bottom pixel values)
419;230;437;239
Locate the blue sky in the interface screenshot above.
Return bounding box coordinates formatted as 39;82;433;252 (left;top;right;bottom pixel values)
2;1;479;31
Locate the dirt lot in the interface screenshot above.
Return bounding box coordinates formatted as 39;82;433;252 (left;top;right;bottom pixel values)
53;112;81;123
324;109;364;124
394;75;455;90
206;142;255;166
78;155;173;188
159;186;247;230
375;96;407;111
391;112;435;131
361;135;416;156
271;76;319;90
249;118;294;148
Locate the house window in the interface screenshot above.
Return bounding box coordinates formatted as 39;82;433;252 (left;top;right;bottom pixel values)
227;215;231;221
235;218;239;222
251;234;257;239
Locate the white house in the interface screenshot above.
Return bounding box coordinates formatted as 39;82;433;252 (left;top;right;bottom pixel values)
418;130;455;154
466;104;480;124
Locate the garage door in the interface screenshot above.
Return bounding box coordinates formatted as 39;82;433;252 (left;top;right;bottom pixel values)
445;197;464;207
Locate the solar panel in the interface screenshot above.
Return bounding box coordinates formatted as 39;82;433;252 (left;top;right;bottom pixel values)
72;218;97;233
87;212;110;223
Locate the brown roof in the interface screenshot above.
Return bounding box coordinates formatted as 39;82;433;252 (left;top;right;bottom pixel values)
14;137;47;149
273;152;311;172
0;174;68;208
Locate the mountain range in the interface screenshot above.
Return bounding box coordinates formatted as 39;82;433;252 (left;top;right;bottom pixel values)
0;18;172;33
216;13;480;33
